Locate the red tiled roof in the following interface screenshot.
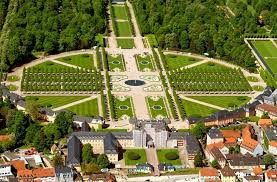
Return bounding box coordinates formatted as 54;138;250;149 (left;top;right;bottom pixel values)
256;103;277;114
225;138;236;143
241;138;259;152
0;135;11;142
200;168;218;177
206;142;225;151
242;125;252;139
269;141;277;148
32;168;55;177
253;167;262;175
11;160;26;171
17;169;33;177
258;119;272;126
220;130;241;139
267;170;277;179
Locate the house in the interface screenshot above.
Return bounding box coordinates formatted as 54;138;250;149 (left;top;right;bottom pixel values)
73;115;104;130
242;176;262;182
265;169;277;182
258;119;272;126
228;155;265;170
136;163;154;173
0;164;14;181
261;125;277;155
256;103;277;120
240;125;263;156
184;133;201;166
269;141;277;155
83;173;116;182
220;130;241;141
263;89;277;106
206;146;226;168
199;167;220;182
158;163;175;172
10;160;26;172
17;168;55;181
2;151;19;161
220;166;236;182
51;144;58;154
207;127;224;145
54;166;74;182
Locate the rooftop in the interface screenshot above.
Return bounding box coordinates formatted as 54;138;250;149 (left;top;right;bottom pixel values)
208;128;223;139
199;167;218;177
220;166;235;177
256;103;277;114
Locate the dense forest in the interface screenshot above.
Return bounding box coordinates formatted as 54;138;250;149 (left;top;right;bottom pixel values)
131;0;277;72
0;0;106;71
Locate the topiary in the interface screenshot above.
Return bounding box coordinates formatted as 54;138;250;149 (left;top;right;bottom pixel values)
165;152;179;160
127;152;141;160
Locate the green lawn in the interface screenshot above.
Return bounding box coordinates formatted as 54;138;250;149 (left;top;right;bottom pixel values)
124;149;147;166
156;149;182;166
113;5;128;20
146;96;168;119
108;54;125;71
114;96;134;119
64;98;99;117
117;38;135;49
7;85;18;91
165;54;201;70
32;61;70;70
181;99;218;118
6;75;20;82
251;40;277;74
117;21;132;37
57;54;94;69
136;55;155;71
188;96;251;109
25;96;88;109
253;85;264;91
247;76;259;82
145;34;158;47
195;62;228;69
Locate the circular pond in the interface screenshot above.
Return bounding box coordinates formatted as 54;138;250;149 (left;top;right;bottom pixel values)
153;105;163;110
112;60;120;65
125;80;146;86
140;60;149;65
119;105;129;110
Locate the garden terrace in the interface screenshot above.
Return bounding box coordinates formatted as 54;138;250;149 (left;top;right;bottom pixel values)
169;67;252;93
65;98;99;117
21;67;101;93
164;54;201;70
136;54;156;72
108;54;125;71
113;96;135;120
146;96;168;120
156;149;182;166
124;149;147;166
181;99;218;118
57;54;95;69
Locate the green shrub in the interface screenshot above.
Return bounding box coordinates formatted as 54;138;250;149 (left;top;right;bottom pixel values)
127;152;141;160
165;152;179;160
208;62;215;66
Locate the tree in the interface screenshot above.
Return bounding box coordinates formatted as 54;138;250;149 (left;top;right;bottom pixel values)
261;112;270;119
25;101;40;120
53;154;64;167
263;154;275;167
24;124;41;145
211;160;220;169
33;129;47;152
192;122;207;140
194;153;204;167
97;154;110;169
54;112;73;137
82;144;94;163
82;163;101;175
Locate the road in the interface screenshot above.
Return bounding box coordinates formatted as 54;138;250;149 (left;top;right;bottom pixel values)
116;174;199;182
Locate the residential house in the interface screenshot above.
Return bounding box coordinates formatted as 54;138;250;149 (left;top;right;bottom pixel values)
242;176;262;182
261;125;277;155
258;119;272;126
240;125;263;156
158;163;175;172
220;166;236;182
199;168;220;182
17;168;55;182
228;155;265;171
265;170;277;182
0;164;14;181
54;166;74;182
207;127;224;145
256;103;277;120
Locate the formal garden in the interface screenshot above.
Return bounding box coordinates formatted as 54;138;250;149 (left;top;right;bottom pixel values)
21;67;101;92
156;149;182;166
65;98;99;117
124;149;147;166
108;54;125;71
164;54;201;70
136;54;155;72
117;39;135;49
146;96;168;119
113;96;135;120
181;99;218;118
169;65;252;92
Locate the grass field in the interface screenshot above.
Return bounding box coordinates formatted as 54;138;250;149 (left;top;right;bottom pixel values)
156;149;182;166
7;85;18;91
6;75;20;82
32;61;70;70
117;39;135;49
165;54;201;70
188;96;251;109
108;54;125;71
124;149;147;166
181;99;218;118
113;5;128;20
65;98;99;117
117;21;132;37
146;96;168;119
136;54;155;71
251;40;277;74
145;34;158;47
253;85;264;91
247;76;259;82
57;54;94;69
25;96;88;109
114;96;134;119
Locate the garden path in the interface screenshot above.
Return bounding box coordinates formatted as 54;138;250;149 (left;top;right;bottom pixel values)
145;148;160;176
180;96;227;110
53;95;99;111
271;38;277;48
